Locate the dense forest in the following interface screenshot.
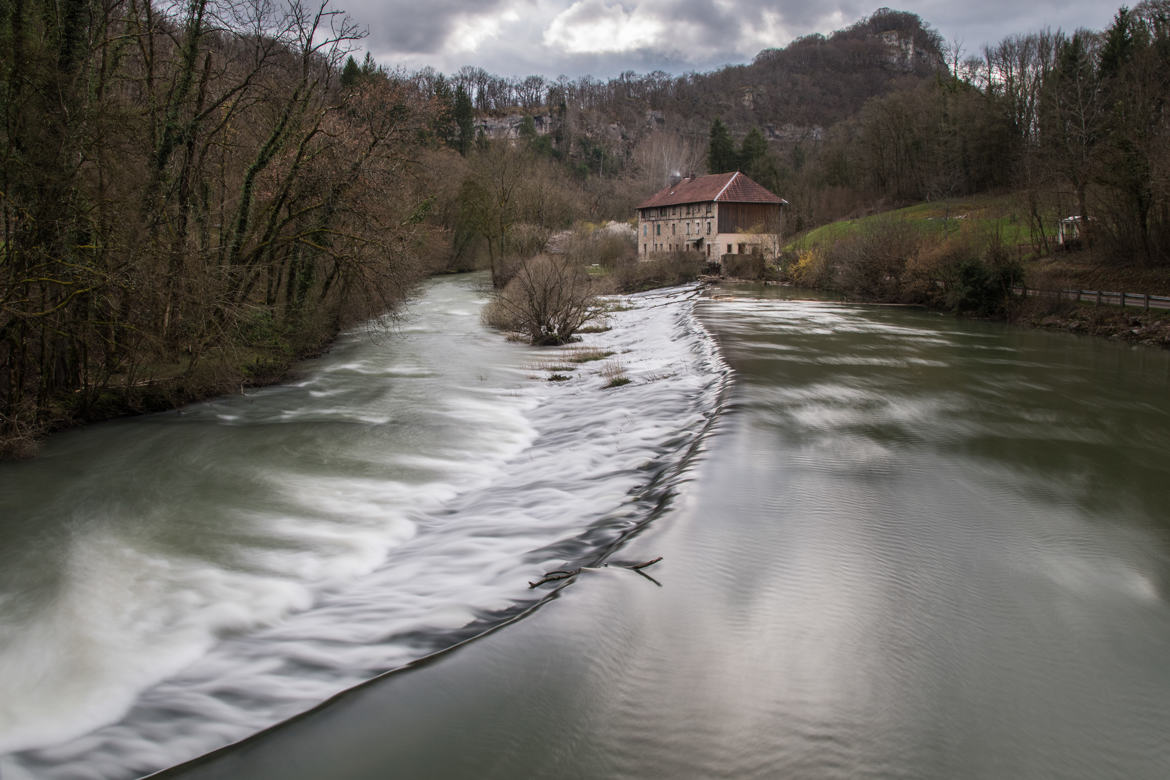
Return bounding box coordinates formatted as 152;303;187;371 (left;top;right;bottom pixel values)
2;2;1168;454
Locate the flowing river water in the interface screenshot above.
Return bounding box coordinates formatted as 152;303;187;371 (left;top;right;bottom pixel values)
3;274;1170;778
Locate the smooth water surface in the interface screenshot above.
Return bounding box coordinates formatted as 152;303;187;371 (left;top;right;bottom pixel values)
165;285;1170;780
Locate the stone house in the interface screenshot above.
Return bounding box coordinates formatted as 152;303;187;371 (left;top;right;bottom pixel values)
635;172;787;263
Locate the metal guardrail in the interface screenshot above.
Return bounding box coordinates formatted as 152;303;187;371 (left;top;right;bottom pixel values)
1014;286;1170;311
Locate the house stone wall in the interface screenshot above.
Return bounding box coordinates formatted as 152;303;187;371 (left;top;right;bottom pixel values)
639;202;780;261
637;202;717;256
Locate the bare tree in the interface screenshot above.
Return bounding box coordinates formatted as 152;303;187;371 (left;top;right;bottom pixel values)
483;255;598;345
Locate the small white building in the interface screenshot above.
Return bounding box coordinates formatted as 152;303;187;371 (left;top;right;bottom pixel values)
1058;215;1091;249
635;171;787;263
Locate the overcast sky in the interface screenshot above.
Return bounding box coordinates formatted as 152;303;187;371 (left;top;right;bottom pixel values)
345;1;1120;80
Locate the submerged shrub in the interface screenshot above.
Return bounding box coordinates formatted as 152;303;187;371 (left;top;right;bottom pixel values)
483;255;599;345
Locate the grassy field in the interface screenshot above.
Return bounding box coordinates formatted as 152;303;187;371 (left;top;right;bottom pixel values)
785;194;1053;255
785;194;1170;296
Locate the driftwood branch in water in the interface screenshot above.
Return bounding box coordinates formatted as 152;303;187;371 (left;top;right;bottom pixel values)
528;557;663;588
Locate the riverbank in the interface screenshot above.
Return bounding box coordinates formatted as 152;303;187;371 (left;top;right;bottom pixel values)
725;265;1170;351
1017;301;1170;348
0;339;321;461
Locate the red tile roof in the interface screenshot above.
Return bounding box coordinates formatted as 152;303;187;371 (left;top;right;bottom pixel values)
636;172;784;209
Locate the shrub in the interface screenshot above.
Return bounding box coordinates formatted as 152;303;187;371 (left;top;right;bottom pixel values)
942;247;1023;316
790;248;834;288
611;253;703;292
562;223;637;268
722;253;767;280
601;360;630;388
482;255;599;345
907;231;1022;315
829;219;921;301
506;222;553;259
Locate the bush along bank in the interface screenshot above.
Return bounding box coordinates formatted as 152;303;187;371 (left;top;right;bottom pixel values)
779;220;1170;349
784;219;1024;317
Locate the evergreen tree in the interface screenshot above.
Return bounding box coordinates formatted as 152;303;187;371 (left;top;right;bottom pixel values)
708;119;737;173
454;85;475;156
518;115;537;144
340;56;360;89
1099;7;1138;80
432;74;455;147
361;52;377;78
738;127;769;175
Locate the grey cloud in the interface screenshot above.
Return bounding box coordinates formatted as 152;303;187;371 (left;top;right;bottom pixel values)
365;0;1120;80
344;0;509;54
628;0;868;42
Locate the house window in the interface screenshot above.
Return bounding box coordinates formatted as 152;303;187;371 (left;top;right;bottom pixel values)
738;243;746;254
706;222;711;235
672;224;676;235
727;244;733;254
643;225;647;236
686;223;691;235
706;204;712;214
656;224;660;236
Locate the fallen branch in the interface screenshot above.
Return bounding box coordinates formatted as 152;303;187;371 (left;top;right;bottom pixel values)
528;557;663;588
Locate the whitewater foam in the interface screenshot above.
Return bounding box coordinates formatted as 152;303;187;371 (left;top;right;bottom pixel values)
0;277;727;779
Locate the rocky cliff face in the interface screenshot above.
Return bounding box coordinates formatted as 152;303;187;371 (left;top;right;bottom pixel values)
878;30;944;72
475;113;553;139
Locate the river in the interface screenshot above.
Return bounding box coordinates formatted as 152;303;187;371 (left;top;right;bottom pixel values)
2;275;1170;778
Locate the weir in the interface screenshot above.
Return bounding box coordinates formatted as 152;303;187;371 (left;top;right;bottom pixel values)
0;275;726;779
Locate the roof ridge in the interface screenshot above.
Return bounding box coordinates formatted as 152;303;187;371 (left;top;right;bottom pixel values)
634;171;780;209
713;171;738;202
